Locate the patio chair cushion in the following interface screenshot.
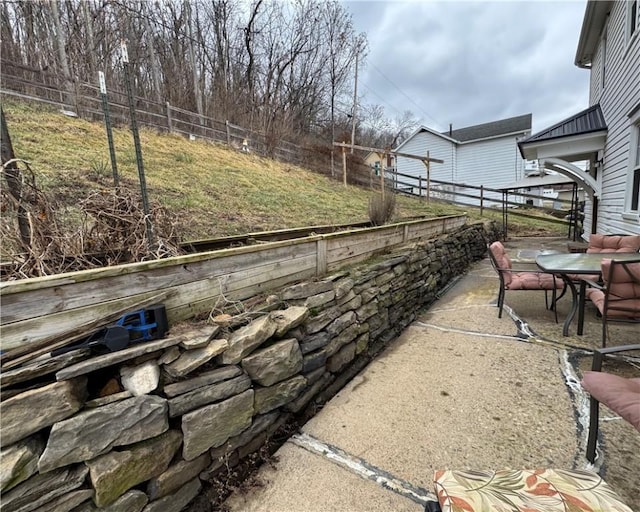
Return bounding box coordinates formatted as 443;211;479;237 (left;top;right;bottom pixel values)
585;259;640;318
433;469;633;512
581;371;640;431
586;234;640;253
508;272;561;290
489;241;512;286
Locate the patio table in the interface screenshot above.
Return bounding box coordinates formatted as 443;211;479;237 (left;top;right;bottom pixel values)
535;252;640;336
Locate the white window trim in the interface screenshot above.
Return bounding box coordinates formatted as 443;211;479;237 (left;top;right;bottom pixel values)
622;107;640;221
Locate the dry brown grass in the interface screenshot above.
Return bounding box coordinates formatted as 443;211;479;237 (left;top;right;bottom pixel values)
2;98;563;248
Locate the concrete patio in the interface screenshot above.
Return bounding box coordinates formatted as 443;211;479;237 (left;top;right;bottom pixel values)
224;237;640;512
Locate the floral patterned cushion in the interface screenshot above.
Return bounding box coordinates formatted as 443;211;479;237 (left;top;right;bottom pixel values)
434;469;633;512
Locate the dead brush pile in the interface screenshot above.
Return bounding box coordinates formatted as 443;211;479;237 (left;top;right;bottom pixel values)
1;161;182;280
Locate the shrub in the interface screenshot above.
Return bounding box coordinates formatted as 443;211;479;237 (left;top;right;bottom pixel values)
368;192;396;226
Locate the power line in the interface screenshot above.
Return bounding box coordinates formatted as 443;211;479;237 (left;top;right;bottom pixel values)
359;81;407;118
368;62;442;128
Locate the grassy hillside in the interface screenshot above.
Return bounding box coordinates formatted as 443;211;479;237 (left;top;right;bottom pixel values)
2;98;560;244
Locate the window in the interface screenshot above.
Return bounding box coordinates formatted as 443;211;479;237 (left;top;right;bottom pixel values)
625;108;640;216
631;127;640;211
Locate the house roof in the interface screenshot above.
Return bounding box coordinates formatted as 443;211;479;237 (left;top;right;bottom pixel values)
518;104;607;147
500;173;576;191
444;113;532;142
575;1;613;68
395;113;532;152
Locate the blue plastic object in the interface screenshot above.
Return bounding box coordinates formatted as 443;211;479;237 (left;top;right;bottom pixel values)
115;306;165;342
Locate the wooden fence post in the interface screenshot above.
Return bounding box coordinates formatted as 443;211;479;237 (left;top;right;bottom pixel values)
426;152;431;203
166;102;173;132
419;176;423;200
226;120;231;146
342;144;347;186
316;239;327;276
480;185;484;216
73;80;81;118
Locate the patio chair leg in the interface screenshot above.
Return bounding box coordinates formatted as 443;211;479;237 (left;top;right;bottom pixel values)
552;288;558;323
602;318;608;348
497;288;505;318
586;396;600;463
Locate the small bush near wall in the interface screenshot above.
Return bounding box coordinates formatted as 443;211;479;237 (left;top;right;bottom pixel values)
0;222;499;511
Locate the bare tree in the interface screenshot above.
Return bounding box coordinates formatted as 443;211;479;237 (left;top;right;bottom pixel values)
2;0;371;151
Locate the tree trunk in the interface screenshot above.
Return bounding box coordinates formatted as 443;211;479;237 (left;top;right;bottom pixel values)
1;108;31;248
82;0;97;79
186;1;203;118
50;0;74;107
143;5;162;104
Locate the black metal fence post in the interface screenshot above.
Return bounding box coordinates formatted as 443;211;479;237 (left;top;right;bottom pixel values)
121;42;154;249
98;71;119;187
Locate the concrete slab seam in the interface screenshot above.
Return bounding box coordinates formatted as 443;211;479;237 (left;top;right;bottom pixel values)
414;321;523;342
503;304;538;339
429;304;497;313
290;432;436;506
558;350;602;472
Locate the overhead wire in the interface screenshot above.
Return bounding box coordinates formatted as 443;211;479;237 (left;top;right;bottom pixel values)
367;62;443;128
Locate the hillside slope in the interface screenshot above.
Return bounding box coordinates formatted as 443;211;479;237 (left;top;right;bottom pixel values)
2;99;554;245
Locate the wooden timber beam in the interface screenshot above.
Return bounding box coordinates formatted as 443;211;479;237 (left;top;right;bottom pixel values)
332;141;444;164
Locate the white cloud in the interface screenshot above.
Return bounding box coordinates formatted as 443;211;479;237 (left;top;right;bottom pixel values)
345;0;590;134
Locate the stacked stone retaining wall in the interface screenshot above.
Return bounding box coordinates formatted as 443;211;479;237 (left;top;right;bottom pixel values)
0;222;499;511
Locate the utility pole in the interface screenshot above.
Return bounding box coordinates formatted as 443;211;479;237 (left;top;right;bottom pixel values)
350;47;359;154
121;41;154;250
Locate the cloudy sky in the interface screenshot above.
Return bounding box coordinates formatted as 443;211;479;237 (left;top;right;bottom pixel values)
343;0;590;135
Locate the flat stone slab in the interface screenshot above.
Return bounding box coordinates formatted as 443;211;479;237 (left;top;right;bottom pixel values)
168;374;251;417
1;377;87;445
146;452;210;500
1;464;88;512
38;395;168;473
0;350;90;389
0;436;45;492
142;477;201;512
87;430;182;507
164;339;229;378
163;366;242;398
241;338;303;386
56;336;185;381
181;389;254;461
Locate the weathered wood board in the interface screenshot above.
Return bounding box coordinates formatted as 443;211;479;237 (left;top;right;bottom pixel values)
1;216;466;352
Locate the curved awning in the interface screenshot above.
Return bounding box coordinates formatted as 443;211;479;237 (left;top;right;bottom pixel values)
541;158;599;199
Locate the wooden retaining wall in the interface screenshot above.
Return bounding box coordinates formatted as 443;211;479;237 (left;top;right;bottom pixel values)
0;215;467;352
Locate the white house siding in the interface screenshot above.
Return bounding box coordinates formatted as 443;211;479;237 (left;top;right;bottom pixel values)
396;130;527;206
457;136;527;206
395;130;455;195
586;1;640;235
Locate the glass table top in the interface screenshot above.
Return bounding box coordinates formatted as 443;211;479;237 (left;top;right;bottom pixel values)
536;252;640;274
